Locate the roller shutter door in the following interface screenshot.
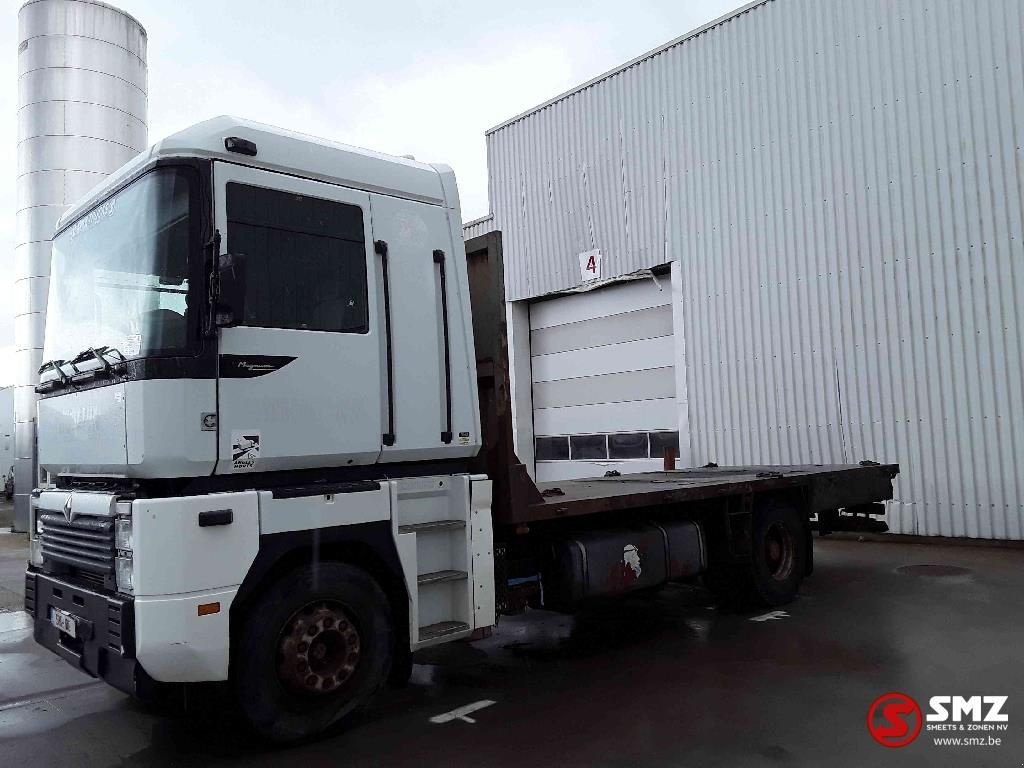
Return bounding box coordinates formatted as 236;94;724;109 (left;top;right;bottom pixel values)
530;278;678;483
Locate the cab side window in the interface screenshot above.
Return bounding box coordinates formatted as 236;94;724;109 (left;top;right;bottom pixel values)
225;183;368;333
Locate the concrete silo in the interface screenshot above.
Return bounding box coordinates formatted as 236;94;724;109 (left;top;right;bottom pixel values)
14;0;148;530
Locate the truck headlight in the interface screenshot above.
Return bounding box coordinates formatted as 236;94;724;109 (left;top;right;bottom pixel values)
115;556;134;594
115;517;134;551
30;538;43;567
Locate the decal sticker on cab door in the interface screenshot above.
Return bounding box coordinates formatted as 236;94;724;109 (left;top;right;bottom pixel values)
231;430;261;470
220;355;296;378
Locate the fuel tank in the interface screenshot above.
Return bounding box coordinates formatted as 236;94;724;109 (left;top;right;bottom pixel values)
545;520;706;606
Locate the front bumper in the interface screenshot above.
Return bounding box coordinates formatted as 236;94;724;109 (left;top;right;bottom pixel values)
25;569;138;695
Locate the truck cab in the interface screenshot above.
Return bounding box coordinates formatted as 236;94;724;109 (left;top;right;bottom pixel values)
35;116;480;483
27;117;496;738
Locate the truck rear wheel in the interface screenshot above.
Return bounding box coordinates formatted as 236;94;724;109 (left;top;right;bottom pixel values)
706;497;807;609
232;562;393;743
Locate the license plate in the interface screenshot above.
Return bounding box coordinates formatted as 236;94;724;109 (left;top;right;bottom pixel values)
50;607;77;639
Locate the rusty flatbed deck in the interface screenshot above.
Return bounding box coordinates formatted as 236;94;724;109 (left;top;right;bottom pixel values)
513;464;900;525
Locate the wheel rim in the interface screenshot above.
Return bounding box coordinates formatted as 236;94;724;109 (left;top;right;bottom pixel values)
277;601;361;695
763;522;795;581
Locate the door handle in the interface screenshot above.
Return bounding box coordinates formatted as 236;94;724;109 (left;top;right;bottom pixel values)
434;249;453;444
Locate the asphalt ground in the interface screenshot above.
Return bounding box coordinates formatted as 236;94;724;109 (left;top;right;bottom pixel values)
0;498;14;530
0;534;1020;767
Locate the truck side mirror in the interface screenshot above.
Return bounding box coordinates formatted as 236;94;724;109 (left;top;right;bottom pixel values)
215;303;239;328
218;252;245;275
215;253;246;328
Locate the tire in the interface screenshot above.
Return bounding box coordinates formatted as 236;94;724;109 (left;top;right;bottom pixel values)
388;644;414;688
706;497;808;610
130;672;182;714
232;562;394;743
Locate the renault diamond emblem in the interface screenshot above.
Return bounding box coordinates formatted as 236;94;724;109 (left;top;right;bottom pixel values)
63;495;74;523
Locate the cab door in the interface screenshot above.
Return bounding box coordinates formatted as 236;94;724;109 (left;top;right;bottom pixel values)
213;163;382;473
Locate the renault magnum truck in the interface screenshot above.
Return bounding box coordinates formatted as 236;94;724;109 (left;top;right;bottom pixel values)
24;117;898;743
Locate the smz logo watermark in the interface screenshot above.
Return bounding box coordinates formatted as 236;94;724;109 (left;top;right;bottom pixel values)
867;692;922;748
868;692;1008;749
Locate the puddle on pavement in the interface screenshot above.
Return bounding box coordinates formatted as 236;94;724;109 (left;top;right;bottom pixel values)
897;564;973;578
0;610;32;634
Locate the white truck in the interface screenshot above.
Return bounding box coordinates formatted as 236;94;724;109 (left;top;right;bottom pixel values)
25;116;898;742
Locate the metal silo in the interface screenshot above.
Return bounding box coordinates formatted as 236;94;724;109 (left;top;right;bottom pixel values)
13;0;148;530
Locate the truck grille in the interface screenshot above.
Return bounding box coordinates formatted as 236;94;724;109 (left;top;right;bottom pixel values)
40;512;116;578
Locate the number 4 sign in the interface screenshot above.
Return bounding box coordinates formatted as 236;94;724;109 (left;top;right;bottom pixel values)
578;249;603;281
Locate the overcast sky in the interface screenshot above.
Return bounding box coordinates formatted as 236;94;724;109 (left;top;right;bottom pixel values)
0;0;742;386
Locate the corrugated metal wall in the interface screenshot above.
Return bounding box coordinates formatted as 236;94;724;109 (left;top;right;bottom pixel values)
486;0;1024;539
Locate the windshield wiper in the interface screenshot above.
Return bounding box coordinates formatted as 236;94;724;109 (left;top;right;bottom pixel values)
38;359;70;385
36;348;128;393
98;345;128;364
68;346;128;377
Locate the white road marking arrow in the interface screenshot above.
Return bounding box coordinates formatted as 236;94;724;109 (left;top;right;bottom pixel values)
429;699;497;724
749;610;789;622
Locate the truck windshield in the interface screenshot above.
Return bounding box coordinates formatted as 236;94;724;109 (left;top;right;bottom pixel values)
43;167;194;367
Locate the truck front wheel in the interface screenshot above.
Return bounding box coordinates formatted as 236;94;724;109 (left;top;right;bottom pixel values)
232;562;394;743
706;497;808;610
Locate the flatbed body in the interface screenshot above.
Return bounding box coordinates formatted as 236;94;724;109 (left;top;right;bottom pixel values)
521;464;899;524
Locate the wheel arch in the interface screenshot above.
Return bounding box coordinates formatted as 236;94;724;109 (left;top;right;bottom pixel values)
230;521;410;665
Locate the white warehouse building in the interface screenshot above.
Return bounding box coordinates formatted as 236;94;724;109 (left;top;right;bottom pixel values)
468;0;1024;540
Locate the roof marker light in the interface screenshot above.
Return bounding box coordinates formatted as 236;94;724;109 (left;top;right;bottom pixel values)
225;136;257;156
